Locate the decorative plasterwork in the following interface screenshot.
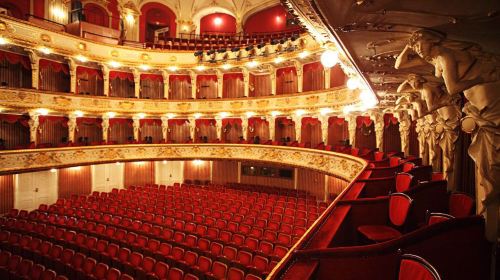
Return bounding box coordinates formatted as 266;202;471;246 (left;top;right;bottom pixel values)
0;87;359;115
0;144;367;181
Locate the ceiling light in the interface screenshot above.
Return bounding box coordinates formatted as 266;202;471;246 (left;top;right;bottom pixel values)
222;64;232;70
343;105;354;115
274;57;284;64
0;37;9;45
39;47;52;55
139;64;150;71
319;108;333;116
214;17;222;25
162;160;167;164
298;51;309;59
107;112;116;118
219;112;230;118
70;166;81;171
125;14;135;24
36;108;49;115
196;65;206;71
76;55;88;63
245;112;256;118
347;77;361;90
50;168;57;173
115;162;121;165
137;113;146;119
295;109;306;116
193;113;203;119
74;110;84;117
193;159;204;166
51;6;66;19
167;66;178;72
360;90;377;109
320;49;339;68
108;61;121;68
246;61;259;68
166;113;176;118
271;111;281;117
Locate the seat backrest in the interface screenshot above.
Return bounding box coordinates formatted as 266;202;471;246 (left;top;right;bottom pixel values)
395;173;414;193
449;193;474;218
153;261;169;279
142;257;155;272
253;255;269;271
227;267;245;280
184;273;200;280
427;212;454;226
211;261;228;279
40;269;57;280
236;250;252;266
398;254;441;280
106;267;122;280
168;267;184;280
94;262;109;278
197;256;212;272
389;193;413;227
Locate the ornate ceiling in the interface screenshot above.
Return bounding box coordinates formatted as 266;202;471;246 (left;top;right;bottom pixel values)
285;0;500;109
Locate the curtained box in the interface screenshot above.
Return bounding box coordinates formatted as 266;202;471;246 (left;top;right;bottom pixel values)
66;21;120;45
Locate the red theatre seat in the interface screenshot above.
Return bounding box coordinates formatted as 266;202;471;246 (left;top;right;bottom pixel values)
398;254;441;280
448;192;474;218
357;193;413;242
395;173;415;193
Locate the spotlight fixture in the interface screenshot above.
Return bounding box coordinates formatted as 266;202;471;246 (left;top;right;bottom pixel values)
290;34;299;41
279;38;286;44
207;49;216;55
257;42;265;49
231;47;240;52
245;45;254;52
217;48;227;53
271;39;279;45
194;50;204;57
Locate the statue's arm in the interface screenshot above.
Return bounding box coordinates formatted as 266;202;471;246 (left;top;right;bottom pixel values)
440;53;483;94
395;45;428;69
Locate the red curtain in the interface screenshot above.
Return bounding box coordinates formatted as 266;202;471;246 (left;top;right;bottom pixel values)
249;74;271;97
38;116;69;147
39;59;70;92
197;75;218;99
223;73;244;98
169;75;192;99
168;119;190;143
195;119;217;142
77;66;104;96
355;116;376;149
139;119;163;143
211;160;238;184
0;50;32;89
409;120;419;157
140;74;163;99
109;71;134;98
76;117;102;145
0;114;30;149
297;168;325;201
124;161;155;187
303;62;324;92
58;166;92;199
301;117;322;148
328;117;348;147
248;118;269;142
222;118;243;143
109;118;133;144
275;117;295;141
0;175;14;214
330;64;347;88
383;114;401;153
327;175;349;201
276;67;297;95
184;160;211;183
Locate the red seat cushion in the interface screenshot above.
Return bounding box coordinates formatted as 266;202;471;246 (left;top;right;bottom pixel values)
399;258;439;280
357;225;402;242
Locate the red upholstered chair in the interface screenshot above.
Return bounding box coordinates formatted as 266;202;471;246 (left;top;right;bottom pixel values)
402;162;415;173
357;193;413;243
40;269;57;280
227;267;245;280
398;254;441;280
233;250;252;267
244;274;262;280
184;273;200;280
207;261;228;279
251;255;269;273
92;262;109;280
106;268;122;280
395;173;415;193
15;259;33;279
193;256;212;273
168;267;184;280
449;192;474;218
148;261;169;280
222;246;238;261
426;213;454;226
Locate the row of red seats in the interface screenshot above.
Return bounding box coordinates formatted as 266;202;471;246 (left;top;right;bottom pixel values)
0;249;69;280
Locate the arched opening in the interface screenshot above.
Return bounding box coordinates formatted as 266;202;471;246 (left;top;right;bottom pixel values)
139;2;177;43
83;3;109;27
200;13;236;35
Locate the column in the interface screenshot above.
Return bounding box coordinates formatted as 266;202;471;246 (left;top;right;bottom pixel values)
294;60;303;93
324;68;331;89
268;116;276;141
132;116;140;141
28;111;40;145
66;57;77;93
294;168;298;189
347;115;357;147
396;111;411;156
241;116;249;140
68;114;77;143
415;118;428;165
161;71;169;99
324;174;329;202
161;116;169;142
370;111;384;152
319;115;329;144
133;69;140;98
101;115;110;143
242;69;249;97
189;71;197;99
26;50;39;89
237;162;242;183
291;115;302;143
101;64;110;97
188;117;196;141
270;67;277;96
216;70;223;98
215;117;222;141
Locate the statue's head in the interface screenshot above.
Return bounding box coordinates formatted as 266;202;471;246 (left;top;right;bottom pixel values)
407;74;427;89
409;29;445;59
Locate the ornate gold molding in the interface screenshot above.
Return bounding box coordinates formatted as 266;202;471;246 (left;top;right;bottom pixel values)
0;144;367;181
0;87;359;116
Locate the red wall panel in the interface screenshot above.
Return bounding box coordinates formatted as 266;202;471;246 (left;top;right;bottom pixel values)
184;160;211;183
0;175;14;214
212;161;238;184
58;166;92;199
244;5;300;34
200;13;236;34
124;161;155;187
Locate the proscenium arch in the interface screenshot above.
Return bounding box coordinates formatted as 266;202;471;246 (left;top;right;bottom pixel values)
0;144;367;182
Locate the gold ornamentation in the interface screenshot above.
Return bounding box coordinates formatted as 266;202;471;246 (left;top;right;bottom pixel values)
40;34;51;43
118;101;134;110
53;96;72;107
110;50;119;57
77;42;87;51
141;53;150;61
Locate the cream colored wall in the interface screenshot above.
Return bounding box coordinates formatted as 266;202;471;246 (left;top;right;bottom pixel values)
14;170;58;211
155;160;184;186
91;163;125;193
